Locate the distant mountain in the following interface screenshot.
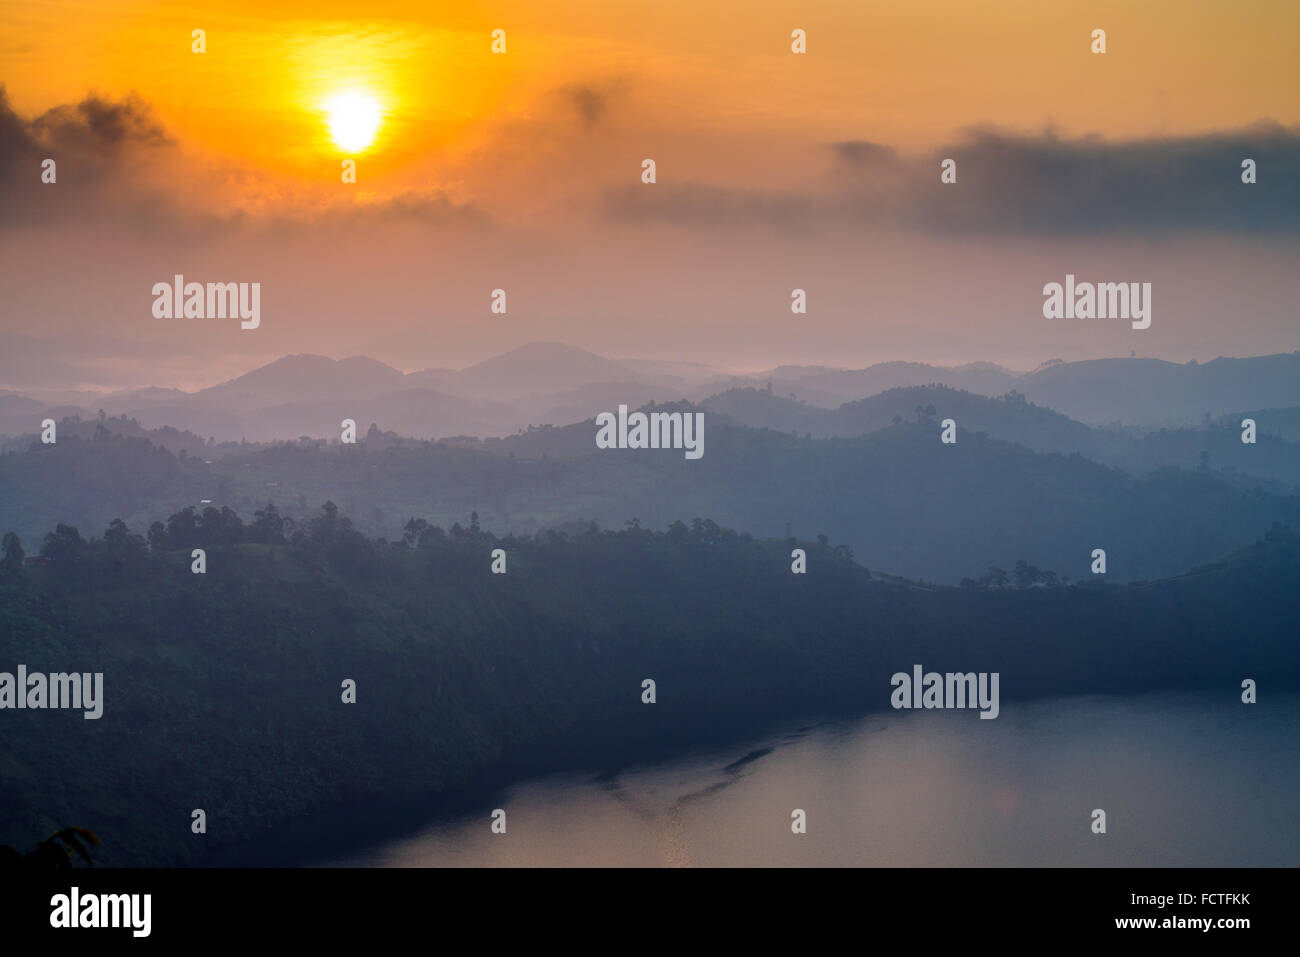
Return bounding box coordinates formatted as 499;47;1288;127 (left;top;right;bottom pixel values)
532;381;693;429
615;357;729;391
0;393;45;415
398;367;459;392
1020;353;1300;426
6;415;1296;585
197;355;407;410
103;386;192;406
0;412;211;456
0;333;106;390
700;383;1100;452
424;342;645;401
249;388;521;442
103;403;249;443
701;384;1300;488
743;354;1300;426
6;346;1300;444
0;394;61;439
756;360;1021;406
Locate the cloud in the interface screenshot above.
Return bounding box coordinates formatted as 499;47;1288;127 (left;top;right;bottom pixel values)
830;140;898;168
258;188;491;237
6;85;1296;241
0;87;490;236
912;121;1300;235
0;86;188;230
601;182;811;229
29;92;170;151
565;85;610;129
0;87;170;163
556;78;632;131
602;123;1300;236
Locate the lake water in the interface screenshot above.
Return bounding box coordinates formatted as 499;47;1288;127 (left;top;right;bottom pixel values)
339;692;1300;867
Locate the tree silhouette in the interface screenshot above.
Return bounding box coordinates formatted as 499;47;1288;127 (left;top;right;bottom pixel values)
0;828;101;869
1;531;22;572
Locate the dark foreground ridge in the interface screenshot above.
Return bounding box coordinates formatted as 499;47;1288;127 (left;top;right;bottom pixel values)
1;510;1297;865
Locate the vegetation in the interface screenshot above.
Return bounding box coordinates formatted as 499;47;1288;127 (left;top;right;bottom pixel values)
3;419;1298;586
0;828;100;869
2;506;1297;865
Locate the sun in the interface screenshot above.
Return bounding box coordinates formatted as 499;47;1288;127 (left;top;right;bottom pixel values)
324;92;383;153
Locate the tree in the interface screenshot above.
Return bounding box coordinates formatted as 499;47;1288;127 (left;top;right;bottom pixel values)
417;523;445;548
1;531;23;572
0;828;100;869
199;506;244;545
104;518;130;552
41;524;86;567
311;500;342;540
166;507;199;549
252;503;286;544
403;517;428;549
1013;559;1037;588
103;519;147;569
690;517;721;545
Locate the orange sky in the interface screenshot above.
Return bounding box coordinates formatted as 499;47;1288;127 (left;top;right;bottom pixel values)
0;1;1297;384
4;0;1297;218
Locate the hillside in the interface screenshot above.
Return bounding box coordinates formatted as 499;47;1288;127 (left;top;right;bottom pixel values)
1020;353;1300;426
2;419;1299;585
701;385;1300;489
7;348;1300;443
1;514;1296;866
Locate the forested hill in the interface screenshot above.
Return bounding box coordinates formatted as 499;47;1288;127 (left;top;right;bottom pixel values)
1;510;1297;866
4;422;1300;584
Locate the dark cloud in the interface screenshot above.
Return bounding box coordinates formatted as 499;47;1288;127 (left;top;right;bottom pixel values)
566;85;608;128
830;140;898;167
31;92;170;150
603;123;1300;236
0;86;175;228
0;88;34;168
557;78;631;131
0;87;489;236
912;121;1300;235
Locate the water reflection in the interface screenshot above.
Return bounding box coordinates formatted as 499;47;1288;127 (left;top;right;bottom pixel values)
342;692;1299;867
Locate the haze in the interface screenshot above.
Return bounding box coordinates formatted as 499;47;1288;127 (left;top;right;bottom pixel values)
1;0;1297;391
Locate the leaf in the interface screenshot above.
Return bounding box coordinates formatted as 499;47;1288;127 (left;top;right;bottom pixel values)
66;827;101;847
51;829;98;866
